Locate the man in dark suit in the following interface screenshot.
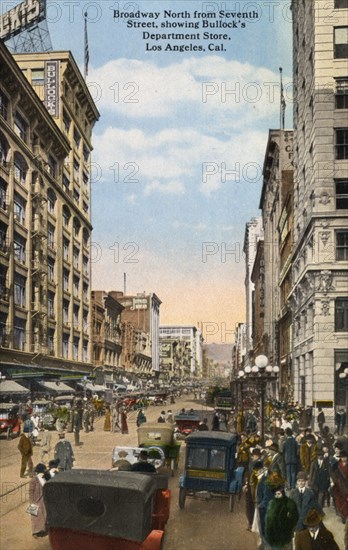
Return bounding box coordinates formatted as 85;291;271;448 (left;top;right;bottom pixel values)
289;471;323;532
294;508;339;550
283;427;299;489
308;450;331;507
131;450;156;472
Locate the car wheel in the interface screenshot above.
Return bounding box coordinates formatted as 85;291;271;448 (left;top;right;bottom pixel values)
179;487;186;509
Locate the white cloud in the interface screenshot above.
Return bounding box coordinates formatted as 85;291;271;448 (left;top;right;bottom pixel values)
88;56;288;128
144;180;185;196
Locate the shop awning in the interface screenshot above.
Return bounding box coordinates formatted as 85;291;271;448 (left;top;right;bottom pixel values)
0;380;30;394
38;381;75;394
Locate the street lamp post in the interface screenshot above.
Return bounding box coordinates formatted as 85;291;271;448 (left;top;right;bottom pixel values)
238;355;279;445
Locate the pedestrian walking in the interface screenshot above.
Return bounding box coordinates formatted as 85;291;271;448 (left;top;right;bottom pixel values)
331;450;348;523
335;408;346;436
308;450;331;508
212;411;220;431
166;409;174;423
265;481;299;550
157;410;166;423
54;432;75;471
39;427;52;463
299;434;317;474
104;406;111;431
120;407;128;434
136;409;147;427
294;508;340;550
283;427;299;489
72;406;83;446
18;426;34;478
317;407;325;433
266;443;285;478
289;471;323;532
27;463;49;538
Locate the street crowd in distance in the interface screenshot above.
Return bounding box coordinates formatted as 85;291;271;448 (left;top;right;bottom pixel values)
13;391;348;548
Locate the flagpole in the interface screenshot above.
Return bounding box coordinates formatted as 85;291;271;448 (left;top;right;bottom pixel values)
84;11;89;79
279;67;285;130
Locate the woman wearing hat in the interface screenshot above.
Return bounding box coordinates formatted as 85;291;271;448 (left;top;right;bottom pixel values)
265;478;299;550
294;508;339;549
28;463;49;538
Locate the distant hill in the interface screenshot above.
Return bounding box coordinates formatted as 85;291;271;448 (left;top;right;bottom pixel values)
204;343;233;366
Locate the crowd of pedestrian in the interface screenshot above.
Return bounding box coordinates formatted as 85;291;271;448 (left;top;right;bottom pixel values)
235;407;347;550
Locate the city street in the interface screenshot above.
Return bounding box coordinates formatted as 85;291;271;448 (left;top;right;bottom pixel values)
0;396;345;550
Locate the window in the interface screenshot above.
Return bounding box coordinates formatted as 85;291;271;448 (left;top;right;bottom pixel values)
13;193;26;224
63;174;70;194
63;299;70;324
336;179;348;209
334;0;348;8
14;273;26;307
334;27;348;58
13;317;26;350
47;223;55;248
63;268;70;292
47;155;57;178
83;145;90;163
14;112;28;142
73;246;80;269
336;129;348;159
63;238;70;261
82;172;89;193
335;298;348;331
73;337;79;360
73;159;79;182
48;257;55;281
73;188;80;204
0;180;7;211
14;155;27;185
83;310;88;331
62;205;71;226
48;291;55;318
13;233;26;264
73;217;81;237
73;275;79;297
83;228;89;248
83;201;89;214
47;189;56;214
62;334;69;358
63;110;71;134
73;305;79;326
335;78;348;109
83;283;89;302
48;329;55;354
31;68;44;85
83;340;88;362
83;256;89;276
0;90;8;121
73;129;81;149
0;136;9;167
0;222;8;252
336;231;348;260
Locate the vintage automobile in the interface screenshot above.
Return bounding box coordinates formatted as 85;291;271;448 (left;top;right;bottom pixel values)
174;410;201;437
0;402;21;439
137;423;181;476
44;469;169;550
178;432;244;511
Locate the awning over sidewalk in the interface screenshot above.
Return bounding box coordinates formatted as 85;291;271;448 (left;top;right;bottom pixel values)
0;380;30;394
38;381;75;394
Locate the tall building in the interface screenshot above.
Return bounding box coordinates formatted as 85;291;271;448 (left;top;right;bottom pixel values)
0;43;99;376
290;0;348;415
159;325;203;381
110;292;161;377
258;129;294;399
243;217;263;365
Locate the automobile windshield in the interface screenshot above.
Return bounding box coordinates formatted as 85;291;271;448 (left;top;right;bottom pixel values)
187;448;208;469
209;449;226;470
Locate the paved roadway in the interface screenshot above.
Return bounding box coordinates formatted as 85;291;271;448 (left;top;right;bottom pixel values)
0;396;345;550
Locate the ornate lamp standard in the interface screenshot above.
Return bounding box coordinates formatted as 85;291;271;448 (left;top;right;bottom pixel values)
238;354;279;445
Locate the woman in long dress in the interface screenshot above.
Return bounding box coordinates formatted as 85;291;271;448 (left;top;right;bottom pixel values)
28;463;48;538
120;407;128;434
104;406;111;431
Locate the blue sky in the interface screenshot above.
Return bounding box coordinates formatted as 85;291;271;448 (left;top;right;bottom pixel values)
7;1;293;342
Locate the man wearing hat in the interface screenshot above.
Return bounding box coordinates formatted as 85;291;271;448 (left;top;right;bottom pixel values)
131;450;156;472
283;427;299;490
300;434;317;474
308;449;331;507
266;442;286;478
289;471;323;531
18;426;34;478
331;449;348;523
157;411;166;423
53;432;75;471
294;508;339;549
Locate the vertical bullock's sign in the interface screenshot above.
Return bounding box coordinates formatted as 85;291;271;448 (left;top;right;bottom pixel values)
44;60;59;117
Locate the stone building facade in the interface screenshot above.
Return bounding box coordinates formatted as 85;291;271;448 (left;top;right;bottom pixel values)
290;0;348;413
